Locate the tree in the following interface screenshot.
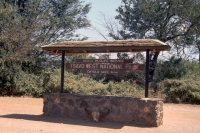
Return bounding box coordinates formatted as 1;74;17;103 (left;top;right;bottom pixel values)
4;0;91;43
193;35;200;63
181;28;200;63
173;34;200;63
0;0;91;95
114;0;200;80
99;54;110;59
117;53;129;59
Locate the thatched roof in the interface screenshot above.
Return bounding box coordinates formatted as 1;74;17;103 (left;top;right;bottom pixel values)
41;39;170;54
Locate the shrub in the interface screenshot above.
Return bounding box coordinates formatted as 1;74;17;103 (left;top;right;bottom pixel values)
155;57;187;81
59;70;144;98
157;79;200;104
155;57;200;81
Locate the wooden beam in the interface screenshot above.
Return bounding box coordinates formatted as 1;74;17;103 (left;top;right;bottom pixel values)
106;50;110;53
129;49;133;52
60;50;65;93
145;49;150;98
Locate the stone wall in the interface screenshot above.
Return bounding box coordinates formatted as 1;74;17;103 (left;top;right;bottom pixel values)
43;93;163;127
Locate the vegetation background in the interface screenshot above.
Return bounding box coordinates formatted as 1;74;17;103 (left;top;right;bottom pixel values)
0;0;200;104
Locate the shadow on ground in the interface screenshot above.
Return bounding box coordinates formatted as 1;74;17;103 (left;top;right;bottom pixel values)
0;114;152;129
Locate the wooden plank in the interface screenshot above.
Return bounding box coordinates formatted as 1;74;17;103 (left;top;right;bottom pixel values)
81;69;126;75
66;63;124;70
66;63;145;71
124;64;145;71
75;59;133;63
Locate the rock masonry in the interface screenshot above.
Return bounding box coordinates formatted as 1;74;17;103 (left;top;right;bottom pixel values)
43;93;163;127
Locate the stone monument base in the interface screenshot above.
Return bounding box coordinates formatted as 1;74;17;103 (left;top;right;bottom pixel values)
43;93;163;127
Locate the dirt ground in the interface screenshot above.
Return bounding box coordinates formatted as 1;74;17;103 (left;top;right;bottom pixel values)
0;97;200;133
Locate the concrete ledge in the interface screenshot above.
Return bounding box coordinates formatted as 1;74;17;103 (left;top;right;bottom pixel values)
43;93;163;127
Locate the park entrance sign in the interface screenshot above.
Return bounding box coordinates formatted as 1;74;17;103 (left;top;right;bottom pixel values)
41;39;171;97
66;59;145;74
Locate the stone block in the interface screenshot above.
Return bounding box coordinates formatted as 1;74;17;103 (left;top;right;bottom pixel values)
43;93;163;127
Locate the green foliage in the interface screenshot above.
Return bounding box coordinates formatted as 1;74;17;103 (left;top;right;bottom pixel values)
0;0;91;97
0;67;143;98
0;66;45;97
3;0;91;42
180;34;200;63
152;58;200;104
117;53;129;59
155;56;187;80
99;54;110;59
154;57;200;81
115;0;200;41
29;68;144;98
157;79;200;104
62;70;144;97
65;54;93;63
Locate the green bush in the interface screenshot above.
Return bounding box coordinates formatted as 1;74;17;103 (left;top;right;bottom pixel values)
157;79;200;104
62;70;144;97
3;56;200;103
152;57;200;104
155;57;187;81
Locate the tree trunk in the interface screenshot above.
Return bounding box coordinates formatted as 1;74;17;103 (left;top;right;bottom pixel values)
149;52;160;81
198;47;200;64
199;51;200;64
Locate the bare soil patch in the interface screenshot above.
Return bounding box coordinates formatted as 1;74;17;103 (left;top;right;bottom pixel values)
0;97;200;133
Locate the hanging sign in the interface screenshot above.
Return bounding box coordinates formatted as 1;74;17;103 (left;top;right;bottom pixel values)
66;59;144;75
75;59;133;63
66;63;144;70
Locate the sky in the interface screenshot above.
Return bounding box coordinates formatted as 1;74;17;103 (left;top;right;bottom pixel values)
77;0;122;40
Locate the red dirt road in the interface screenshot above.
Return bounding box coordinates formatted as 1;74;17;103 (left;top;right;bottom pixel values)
0;97;200;133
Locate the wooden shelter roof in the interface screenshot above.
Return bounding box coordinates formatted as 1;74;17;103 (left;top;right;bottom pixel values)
41;39;170;54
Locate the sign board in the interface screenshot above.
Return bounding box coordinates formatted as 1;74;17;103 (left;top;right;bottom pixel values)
66;59;144;75
66;63;144;71
81;69;126;75
75;59;133;63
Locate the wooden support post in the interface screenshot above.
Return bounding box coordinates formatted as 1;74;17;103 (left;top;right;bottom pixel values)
145;49;150;98
60;50;65;93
